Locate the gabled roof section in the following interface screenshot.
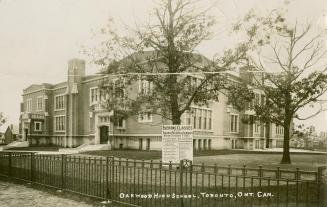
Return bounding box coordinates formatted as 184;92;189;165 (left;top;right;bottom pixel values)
99;50;213;74
23;83;53;94
0;124;19;134
53;81;67;89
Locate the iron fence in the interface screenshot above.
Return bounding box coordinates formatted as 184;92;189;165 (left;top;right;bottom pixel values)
0;152;324;207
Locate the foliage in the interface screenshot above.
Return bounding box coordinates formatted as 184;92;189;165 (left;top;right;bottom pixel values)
88;0;255;124
0;112;5;126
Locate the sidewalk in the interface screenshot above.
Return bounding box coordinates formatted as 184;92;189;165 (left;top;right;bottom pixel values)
0;180;93;207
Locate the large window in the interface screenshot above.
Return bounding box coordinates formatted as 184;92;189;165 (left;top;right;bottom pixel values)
114;79;125;99
139;78;152;95
208;111;212;130
54;116;65;132
276;125;284;135
186;112;191;125
138;112;152;123
230;114;239;133
254;93;261;106
55;95;65;110
26;98;32;112
254;121;260;134
187;108;212;130
37;96;43;111
90;87;100;105
198;109;202;129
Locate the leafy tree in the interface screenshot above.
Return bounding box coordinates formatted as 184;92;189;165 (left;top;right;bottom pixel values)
88;0;255;125
235;10;327;164
0;112;6;126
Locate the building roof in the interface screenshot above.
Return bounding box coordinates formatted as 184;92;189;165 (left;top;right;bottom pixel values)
0;124;19;134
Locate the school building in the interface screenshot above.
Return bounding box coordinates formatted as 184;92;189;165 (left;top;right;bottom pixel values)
19;56;284;150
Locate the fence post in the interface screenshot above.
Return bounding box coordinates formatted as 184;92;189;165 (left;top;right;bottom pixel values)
30;152;34;182
318;166;327;207
179;160;184;207
61;154;66;190
111;156;115;201
106;156;109;201
8;152;12;177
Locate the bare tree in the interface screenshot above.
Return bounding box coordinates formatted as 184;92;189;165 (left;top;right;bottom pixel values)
87;0;254;125
236;11;327;164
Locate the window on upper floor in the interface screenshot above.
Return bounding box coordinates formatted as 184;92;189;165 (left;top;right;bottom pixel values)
185;111;191;126
55;95;65;110
254;121;260;134
54;116;65;132
254;93;261;106
208;110;212;130
26;98;32;113
37;96;43;111
138;112;152;123
114;79;125;99
230;114;239;133
186;107;212;130
139;78;153;95
90;87;100;105
188;76;203;89
197;109;202;129
248;92;262;110
117;118;126;129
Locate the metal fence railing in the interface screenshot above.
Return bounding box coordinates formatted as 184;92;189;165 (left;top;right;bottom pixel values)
0;152;324;207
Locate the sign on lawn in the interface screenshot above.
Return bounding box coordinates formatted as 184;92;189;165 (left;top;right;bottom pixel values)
162;125;193;163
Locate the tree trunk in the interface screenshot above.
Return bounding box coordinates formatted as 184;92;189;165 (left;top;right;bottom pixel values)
281;117;291;164
265;121;270;148
171;94;181;125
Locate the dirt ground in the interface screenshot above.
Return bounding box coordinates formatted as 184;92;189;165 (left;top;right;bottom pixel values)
0;180;95;207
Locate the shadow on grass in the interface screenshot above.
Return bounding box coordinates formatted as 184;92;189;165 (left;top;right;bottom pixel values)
81;149;325;160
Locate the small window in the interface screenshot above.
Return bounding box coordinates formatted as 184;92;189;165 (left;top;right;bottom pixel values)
34;122;42;131
138;112;153;123
117;118;126;129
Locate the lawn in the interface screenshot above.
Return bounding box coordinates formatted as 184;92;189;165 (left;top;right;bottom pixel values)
81;149;327;171
7;146;59;151
194;153;327;171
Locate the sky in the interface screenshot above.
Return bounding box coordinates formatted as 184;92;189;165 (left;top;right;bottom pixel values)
0;0;326;132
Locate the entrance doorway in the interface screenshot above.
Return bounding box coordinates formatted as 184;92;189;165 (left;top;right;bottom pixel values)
99;126;109;144
24;129;28;141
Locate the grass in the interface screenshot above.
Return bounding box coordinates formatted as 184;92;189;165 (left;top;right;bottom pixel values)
0;153;321;207
1;164;319;207
194;153;327;171
81;149;326;171
7;146;59;151
81;149;161;160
